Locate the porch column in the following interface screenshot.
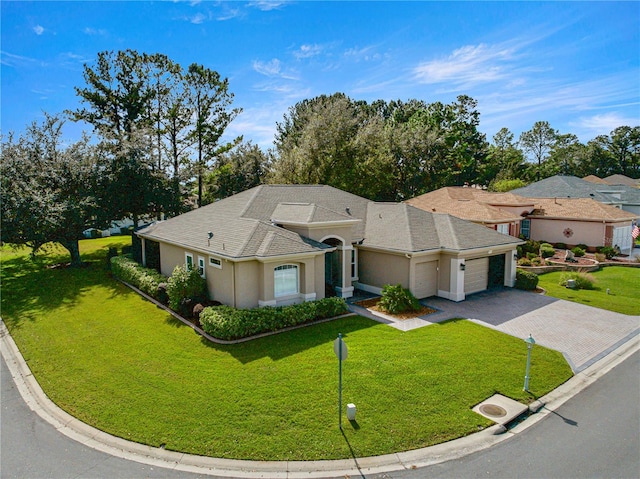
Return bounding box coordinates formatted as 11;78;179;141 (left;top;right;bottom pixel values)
336;244;354;299
504;250;517;287
449;258;465;302
141;237;146;267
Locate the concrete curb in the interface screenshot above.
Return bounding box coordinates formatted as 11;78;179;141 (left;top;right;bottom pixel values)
1;318;638;478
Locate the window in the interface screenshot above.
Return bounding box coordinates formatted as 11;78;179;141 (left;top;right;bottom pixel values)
350;248;358;279
197;256;205;278
520;219;531;239
209;257;222;269
274;264;298;297
497;223;509;235
185;253;194;271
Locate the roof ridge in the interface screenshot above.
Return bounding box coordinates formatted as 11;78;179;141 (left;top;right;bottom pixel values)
239;185;263;219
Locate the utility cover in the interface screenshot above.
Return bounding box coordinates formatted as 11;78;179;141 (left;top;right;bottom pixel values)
472;394;528;425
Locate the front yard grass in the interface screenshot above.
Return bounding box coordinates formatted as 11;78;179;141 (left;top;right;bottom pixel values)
1;238;573;461
537;267;640;315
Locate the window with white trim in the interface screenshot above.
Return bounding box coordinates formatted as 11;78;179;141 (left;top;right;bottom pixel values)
274;264;298;297
185;253;194;271
197;256;205;278
209;257;222;269
520;219;531;239
351;248;358;279
497;223;509;235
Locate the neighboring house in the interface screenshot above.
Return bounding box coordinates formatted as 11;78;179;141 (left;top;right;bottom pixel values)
136;185;523;309
406;187;535;237
406;185;638;252
512;175;640;217
584;174;640;188
526;197;637;252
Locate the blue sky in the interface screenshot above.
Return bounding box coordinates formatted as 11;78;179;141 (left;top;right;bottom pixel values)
2;1;639;150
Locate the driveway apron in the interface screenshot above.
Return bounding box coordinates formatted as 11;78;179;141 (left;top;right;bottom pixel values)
424;289;640;372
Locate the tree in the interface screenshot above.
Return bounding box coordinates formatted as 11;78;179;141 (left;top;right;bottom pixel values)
486;127;527;183
519;121;557;181
203;141;270;202
608;126;640;177
546;134;586;177
184;63;242;207
0;115;104;266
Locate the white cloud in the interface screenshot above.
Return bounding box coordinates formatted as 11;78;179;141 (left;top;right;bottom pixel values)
33;25;45;35
293;43;324;60
248;1;288;11
571;112;639;136
253;58;282;77
413;43;516;86
83;27;107;36
0;50;41;68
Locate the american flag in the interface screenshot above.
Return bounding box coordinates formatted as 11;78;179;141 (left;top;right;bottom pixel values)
633;224;640;239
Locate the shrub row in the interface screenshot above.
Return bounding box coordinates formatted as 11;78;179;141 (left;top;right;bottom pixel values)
111;255;167;301
199;297;349;340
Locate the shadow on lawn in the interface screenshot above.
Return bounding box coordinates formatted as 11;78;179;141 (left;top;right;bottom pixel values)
197;315;379;364
0;244;130;330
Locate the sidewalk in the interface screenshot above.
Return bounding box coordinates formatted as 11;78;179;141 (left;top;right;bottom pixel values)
1;315;638;478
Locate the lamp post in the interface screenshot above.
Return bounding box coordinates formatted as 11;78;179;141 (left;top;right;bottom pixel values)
524;334;536;391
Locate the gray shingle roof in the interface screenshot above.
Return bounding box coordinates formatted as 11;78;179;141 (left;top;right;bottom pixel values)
137;184;522;259
512;175;640;205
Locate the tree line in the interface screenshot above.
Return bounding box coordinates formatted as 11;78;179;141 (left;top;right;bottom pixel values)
1;50;638;266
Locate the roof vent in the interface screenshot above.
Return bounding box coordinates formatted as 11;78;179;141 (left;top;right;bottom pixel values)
346;207;351;215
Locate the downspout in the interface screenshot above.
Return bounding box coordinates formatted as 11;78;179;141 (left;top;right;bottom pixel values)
231;261;237;308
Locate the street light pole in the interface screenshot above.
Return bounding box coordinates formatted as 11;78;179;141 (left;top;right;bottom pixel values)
524;334;536;391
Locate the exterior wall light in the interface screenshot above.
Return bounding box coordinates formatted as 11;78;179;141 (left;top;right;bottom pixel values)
460;263;466;271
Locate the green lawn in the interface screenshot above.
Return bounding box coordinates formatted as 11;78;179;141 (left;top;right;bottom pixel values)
537;267;640;315
1;238;572;461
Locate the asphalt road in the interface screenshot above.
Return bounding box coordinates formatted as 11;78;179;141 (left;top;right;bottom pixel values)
369;350;640;479
1;351;638;479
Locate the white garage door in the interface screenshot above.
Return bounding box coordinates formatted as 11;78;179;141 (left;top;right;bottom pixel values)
413;261;438;299
612;225;632;252
464;258;488;295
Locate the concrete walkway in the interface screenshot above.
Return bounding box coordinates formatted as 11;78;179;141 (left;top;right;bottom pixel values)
352;288;640;373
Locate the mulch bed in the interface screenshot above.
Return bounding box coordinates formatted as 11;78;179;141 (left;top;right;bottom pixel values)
354;297;436;320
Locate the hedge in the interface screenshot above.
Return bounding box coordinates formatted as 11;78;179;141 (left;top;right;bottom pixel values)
378;284;420;314
111;255;167;302
515;269;539;290
199;297;349;340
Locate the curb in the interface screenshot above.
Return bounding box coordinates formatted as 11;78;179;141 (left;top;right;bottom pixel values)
1;318;638;478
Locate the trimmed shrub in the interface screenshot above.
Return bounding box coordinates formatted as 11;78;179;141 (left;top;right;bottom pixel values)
539;243;556;258
515;269;539;290
106;247;119;269
531;257;544;266
571;246;585;257
517;257;532;266
111;255;167;300
595;253;606;262
199;297;349;340
554;242;567;250
526;252;538;260
559;271;596;290
166;265;208;315
378;284;421;314
596;246;616;260
576;244;588;251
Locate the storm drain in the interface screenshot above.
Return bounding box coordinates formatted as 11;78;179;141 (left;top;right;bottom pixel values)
472;394;528;425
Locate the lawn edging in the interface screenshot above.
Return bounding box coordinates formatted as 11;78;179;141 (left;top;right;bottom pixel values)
117;279;356;345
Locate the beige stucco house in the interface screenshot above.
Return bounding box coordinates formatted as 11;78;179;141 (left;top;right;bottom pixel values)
136;185;523;309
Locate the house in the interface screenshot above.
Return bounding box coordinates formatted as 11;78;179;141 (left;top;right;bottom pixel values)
525;197;637;252
406;185;638;252
512;175;640;216
583;174;640;188
405;187;535;237
136;185;523;309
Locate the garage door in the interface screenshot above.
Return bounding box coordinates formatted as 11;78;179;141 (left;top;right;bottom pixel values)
464;258;488;295
413;261;438;299
612;225;632;252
